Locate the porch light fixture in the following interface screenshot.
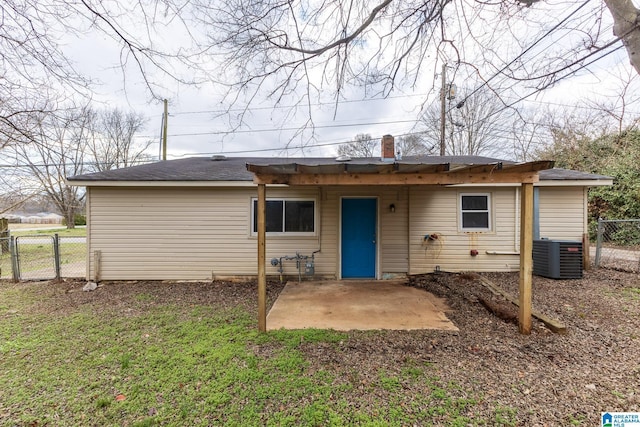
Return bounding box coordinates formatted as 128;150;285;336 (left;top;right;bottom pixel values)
389;203;395;213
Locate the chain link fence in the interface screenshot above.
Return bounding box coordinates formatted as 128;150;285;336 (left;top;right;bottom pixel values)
594;219;640;273
0;237;12;280
0;234;86;281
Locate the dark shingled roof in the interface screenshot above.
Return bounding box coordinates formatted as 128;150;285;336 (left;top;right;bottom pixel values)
67;155;611;183
68;157;256;182
538;168;610;181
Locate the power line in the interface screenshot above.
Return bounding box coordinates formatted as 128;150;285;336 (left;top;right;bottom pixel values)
496;94;640;115
157;60;635;145
440;13;631;132
137;118;419;139
454;0;593;110
0;160;154;169
149;87;640;143
167;129;443;157
167;93;433;117
451;43;627;133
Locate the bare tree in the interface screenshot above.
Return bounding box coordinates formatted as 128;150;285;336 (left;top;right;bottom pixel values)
0;1;88;150
0;0;195;155
7;107;90;228
184;1;640;118
419;88;510;157
510;117;546;162
1;103;153;226
584;67;640;135
534;107;613;168
396;134;434;157
2;0;640;155
604;0;640;76
86;109;154;172
337;134;378;157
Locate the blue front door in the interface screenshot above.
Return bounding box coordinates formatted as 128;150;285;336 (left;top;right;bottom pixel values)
341;198;377;278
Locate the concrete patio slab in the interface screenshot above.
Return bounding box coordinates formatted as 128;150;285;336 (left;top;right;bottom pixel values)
267;280;458;331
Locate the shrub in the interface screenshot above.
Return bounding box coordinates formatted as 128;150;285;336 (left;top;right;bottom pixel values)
74;214;86;226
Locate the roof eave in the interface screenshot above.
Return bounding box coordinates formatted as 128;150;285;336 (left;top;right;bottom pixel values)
535;179;613;187
66;180;257;187
67;178;614;188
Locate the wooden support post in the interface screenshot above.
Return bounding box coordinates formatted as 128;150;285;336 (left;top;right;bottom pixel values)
519;182;534;334
582;232;590;271
257;184;267;332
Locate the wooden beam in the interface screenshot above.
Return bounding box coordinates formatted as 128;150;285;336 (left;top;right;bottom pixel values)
477;276;567;334
446;160;554;175
448;162;503;174
519;182;534;334
253;171;540;186
247;164;297;175
502;160;555;173
257;184;267;332
247;160;554;186
396;163;451;173
254;174;290;185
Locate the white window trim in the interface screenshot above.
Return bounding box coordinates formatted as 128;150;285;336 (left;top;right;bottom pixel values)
459;193;492;232
250;197;318;236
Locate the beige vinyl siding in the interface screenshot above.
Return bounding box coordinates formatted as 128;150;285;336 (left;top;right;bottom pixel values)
379;187;409;273
409;186;521;273
538;186;586;240
87;185;410;280
88;186;330;280
85;183;588;280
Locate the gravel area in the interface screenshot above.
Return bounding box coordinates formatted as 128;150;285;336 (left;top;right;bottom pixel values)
18;268;640;425
402;269;640;424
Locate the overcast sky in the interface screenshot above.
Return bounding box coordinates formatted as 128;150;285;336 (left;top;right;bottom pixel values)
61;1;640;161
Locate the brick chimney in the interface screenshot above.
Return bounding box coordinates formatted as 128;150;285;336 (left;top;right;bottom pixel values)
381;134;395;162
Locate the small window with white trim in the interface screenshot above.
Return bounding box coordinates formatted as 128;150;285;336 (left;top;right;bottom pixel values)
251;199;316;235
459;193;491;231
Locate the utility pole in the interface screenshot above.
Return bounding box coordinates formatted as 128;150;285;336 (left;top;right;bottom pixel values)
439;63;446;156
162;99;168;161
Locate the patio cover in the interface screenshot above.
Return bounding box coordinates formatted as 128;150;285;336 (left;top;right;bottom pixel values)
246;159;556;335
247;160;553;185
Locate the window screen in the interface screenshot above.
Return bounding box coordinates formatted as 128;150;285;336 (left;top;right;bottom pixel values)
284;200;315;232
460;194;490;230
253;199;315;234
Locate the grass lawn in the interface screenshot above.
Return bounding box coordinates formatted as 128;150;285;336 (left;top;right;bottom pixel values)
0;280;501;426
8;226;87;238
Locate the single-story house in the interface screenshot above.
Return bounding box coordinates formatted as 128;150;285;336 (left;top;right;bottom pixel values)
68;136;612;283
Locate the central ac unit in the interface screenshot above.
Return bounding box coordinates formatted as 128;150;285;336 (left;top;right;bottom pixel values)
532;239;583;279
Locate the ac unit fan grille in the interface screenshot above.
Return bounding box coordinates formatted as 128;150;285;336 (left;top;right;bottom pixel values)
533;240;583;279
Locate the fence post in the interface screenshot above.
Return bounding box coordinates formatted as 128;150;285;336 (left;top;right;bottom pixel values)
94;250;101;282
10;236;19;282
0;218;8;254
594;218;604;268
53;233;61;280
